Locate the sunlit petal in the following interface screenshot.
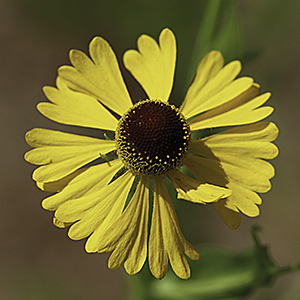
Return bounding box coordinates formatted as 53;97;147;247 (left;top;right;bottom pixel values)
189;86;273;131
124;28;176;101
83;172;135;252
97;176;149;275
149;178;200;279
58;36;132;116
42;159;123;211
37;168;88;193
180;51;253;119
53;171;134;244
39;77;118;131
213;200;241;229
169;169;231;204
53;217;72;229
25;128;116;183
185;122;278;227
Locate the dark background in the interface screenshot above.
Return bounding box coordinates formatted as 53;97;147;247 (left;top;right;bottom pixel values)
1;0;300;299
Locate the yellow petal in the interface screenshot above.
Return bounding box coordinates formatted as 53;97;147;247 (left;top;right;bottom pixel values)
39;77;118;131
124;28;176;101
58;36;132;116
149;178;200;280
25;128;116;183
83;172;135;252
185;121;278;224
169;169;231;204
96;176;149;275
180;51;253;119
189;86;273;131
213;200;241;229
190;121;279;160
181;51;224;118
53;217;72;228
37;168;87;193
190;122;279;192
224;182;262;217
188;153;274;194
42;159;123;211
54;171;135;243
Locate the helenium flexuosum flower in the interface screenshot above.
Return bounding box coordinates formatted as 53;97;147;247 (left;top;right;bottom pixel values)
24;28;278;279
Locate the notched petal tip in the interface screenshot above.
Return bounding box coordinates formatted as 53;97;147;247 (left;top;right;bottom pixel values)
206;49;223;56
24;128;39;147
149;179;201;280
181;55;245;119
39;75;119;131
89;35;112;54
124;28;176;102
23;150;31;164
95;177;149;275
269;122;280;144
213;201;242;229
69;49;89;64
150;259;169;280
159;27;176;44
57;35;132;117
189;88;274;131
53;217;72;228
160;27;173;34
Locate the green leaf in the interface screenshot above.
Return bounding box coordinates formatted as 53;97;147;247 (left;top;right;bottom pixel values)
127;226;300;300
149;246;271;300
186;0;243;86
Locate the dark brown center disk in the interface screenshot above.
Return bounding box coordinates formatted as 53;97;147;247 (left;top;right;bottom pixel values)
116;100;190;176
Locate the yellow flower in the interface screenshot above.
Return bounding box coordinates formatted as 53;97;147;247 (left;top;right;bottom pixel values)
24;28;278;280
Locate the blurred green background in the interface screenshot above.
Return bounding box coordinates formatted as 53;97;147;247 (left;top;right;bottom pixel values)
1;0;300;299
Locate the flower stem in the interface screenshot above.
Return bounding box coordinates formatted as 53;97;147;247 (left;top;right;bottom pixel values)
275;262;300;277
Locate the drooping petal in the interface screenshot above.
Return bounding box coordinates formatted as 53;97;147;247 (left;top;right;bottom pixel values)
83;172;135;252
42;159;123;211
149;178;200;280
96;176;149;275
58;36;132;116
169;169;231;204
53;171;135;245
38;77;118;131
213;200;241;229
180;51;254;119
185;155;262;226
185;122;279;227
25;128;116;183
189;85;273;131
124;28;176;102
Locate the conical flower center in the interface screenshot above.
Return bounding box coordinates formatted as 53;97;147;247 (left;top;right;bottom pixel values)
116;100;190;176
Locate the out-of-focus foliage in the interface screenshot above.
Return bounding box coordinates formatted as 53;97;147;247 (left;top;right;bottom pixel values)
185;0;243;86
128;227;299;300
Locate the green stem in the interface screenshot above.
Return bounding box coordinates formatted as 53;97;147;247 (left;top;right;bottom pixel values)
186;0;223;84
99;153;115;162
251;225;263;249
275;262;300;277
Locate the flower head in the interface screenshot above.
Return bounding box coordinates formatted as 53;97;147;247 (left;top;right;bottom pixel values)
25;28;278;279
